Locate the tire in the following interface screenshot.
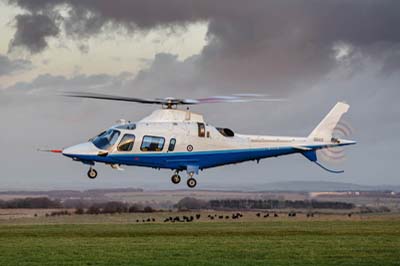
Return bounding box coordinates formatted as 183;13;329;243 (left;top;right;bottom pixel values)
87;168;97;179
187;178;197;188
171;174;181;184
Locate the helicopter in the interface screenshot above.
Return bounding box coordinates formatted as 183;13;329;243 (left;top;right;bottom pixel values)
44;93;356;188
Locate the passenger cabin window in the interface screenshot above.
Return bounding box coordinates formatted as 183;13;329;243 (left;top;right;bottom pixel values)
141;136;165;152
168;138;176;152
198;123;206;137
117;134;135;152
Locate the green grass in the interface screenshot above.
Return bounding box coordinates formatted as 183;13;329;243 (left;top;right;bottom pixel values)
0;220;399;266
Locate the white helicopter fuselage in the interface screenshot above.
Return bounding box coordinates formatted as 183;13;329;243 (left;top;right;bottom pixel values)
62;103;355;187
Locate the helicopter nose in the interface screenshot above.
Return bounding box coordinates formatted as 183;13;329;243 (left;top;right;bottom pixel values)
62;142;100;158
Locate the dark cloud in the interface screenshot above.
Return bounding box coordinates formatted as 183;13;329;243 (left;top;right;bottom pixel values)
8;13;60;53
0;53;32;76
6;0;400;88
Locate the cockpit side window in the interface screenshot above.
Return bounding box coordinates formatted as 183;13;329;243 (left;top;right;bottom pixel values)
117;134;135;152
168;138;176;152
92;129;121;150
141;136;165;152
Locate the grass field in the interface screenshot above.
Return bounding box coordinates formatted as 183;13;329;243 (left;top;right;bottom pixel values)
0;214;399;266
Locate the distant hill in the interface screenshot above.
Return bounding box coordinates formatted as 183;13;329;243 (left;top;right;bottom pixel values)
202;181;400;192
1;182;399;196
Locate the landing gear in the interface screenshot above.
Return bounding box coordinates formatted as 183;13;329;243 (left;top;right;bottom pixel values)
187;177;197;188
171;174;181;184
87;167;97;179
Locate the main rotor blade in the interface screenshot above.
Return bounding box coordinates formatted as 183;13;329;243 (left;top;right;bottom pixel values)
185;95;287;104
64;92;163;105
64;92;287;106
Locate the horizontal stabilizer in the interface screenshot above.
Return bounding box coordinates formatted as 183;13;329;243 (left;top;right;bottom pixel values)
292;146;312;151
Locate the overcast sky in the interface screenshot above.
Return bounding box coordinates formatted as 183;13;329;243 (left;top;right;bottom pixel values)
0;0;399;190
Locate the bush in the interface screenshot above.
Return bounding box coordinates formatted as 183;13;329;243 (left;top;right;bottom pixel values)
143;206;155;213
86;205;101;215
102;201;128;214
175;197;209;210
75;208;85;215
128;204;143;213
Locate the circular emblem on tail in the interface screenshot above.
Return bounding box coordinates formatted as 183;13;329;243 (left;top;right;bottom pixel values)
187;145;193;152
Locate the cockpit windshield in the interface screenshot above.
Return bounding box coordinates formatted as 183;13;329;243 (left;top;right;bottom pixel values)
91;129;120;150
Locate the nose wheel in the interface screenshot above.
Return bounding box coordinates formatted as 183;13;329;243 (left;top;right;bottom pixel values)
87;168;97;179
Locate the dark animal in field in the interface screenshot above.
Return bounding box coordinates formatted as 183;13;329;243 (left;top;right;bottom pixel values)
196;214;201;219
152;218;155;222
263;213;269;218
348;213;352;217
256;213;261;217
136;219;140;223
210;216;214;220
232;212;242;219
225;216;229;219
274;213;278;217
219;216;224;219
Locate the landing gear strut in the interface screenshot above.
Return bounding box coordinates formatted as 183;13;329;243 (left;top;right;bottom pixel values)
87;167;97;179
171;173;181;184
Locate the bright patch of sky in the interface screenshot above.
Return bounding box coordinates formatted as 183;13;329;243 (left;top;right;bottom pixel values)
0;3;208;86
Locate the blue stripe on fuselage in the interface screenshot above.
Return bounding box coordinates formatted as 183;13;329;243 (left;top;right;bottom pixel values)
63;143;352;170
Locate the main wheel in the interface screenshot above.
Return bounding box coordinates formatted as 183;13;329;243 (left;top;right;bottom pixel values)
187;178;197;188
87;168;97;179
171;174;181;184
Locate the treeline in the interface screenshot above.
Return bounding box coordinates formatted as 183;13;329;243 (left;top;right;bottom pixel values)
0;198;156;214
0;197;354;211
175;197;354;210
0;197;62;209
208;199;354;210
77;202;155;215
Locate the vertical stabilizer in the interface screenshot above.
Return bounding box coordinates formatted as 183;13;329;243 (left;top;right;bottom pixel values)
308;102;349;142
